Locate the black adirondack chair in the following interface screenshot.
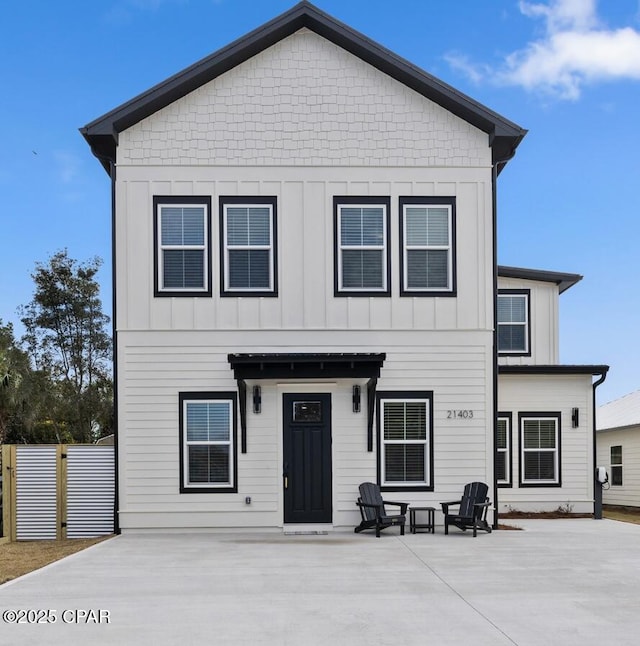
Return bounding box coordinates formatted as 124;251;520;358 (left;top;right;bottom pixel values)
355;482;408;537
441;482;492;537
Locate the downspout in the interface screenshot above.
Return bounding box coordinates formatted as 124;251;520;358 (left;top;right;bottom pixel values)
95;152;120;535
592;368;608;519
109;159;120;535
491;150;516;530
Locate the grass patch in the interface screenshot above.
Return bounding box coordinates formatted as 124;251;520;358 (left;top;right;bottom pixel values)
603;505;640;525
0;536;112;585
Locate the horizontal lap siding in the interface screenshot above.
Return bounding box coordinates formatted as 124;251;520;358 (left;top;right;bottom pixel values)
597;427;640;507
119;330;492;529
498;374;594;513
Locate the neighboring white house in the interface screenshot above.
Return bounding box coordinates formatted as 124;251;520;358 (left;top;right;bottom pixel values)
596;390;640;508
81;1;607;532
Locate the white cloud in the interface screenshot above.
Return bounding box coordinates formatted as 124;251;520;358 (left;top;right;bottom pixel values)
54;151;80;184
449;0;640;100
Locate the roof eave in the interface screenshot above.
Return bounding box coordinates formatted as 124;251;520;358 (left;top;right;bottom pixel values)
498;265;583;293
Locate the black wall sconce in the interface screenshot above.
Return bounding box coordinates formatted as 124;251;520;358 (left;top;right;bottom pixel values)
571;407;579;428
253;385;261;414
352;385;361;413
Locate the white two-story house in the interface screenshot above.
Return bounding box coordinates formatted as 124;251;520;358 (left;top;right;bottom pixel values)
81;1;606;532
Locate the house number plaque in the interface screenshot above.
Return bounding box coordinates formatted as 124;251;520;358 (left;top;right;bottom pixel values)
446;410;474;419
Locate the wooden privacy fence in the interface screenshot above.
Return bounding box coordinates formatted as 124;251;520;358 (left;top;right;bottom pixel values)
1;444;115;541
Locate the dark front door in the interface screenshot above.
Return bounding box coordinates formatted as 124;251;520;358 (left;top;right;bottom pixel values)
283;393;332;524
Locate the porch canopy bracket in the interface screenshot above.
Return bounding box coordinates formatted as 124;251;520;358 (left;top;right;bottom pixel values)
366;377;378;452
228;353;386;452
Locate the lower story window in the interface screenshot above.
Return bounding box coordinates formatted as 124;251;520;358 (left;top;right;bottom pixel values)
497;414;512;486
377;392;433;490
611;445;623;486
519;413;561;486
179;392;237;493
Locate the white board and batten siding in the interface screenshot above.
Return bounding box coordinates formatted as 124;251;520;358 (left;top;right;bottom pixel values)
497;276;559;366
498;374;594;513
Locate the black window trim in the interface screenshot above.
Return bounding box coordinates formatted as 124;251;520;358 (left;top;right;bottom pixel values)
375;390;434;492
497;411;513;488
179;391;238;494
518;411;562;488
219;196;278;297
498;289;531;356
399;196;457;297
333;196;391;297
153;195;212;298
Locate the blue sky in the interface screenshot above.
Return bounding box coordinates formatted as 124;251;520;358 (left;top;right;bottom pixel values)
1;0;639;405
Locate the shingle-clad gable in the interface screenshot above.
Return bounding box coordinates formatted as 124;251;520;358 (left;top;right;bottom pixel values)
81;1;525;172
119;29;490;168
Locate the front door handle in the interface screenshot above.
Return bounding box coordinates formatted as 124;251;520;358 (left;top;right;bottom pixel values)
284;476;288;490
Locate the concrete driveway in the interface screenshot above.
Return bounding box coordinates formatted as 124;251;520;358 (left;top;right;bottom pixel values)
1;519;639;645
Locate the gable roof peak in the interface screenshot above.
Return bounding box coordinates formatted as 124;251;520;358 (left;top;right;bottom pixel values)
81;1;526;173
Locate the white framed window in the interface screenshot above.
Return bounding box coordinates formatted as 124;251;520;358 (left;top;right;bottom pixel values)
179;393;237;493
498;291;530;354
519;413;561;486
154;197;211;296
611;445;623;486
497;414;512;486
221;197;277;295
400;198;455;294
334;198;390;295
377;392;432;489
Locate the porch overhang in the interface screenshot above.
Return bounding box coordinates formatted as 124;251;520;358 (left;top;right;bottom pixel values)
228;352;386;453
228;352;386;379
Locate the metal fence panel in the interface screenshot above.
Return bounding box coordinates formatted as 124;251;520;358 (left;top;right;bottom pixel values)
66;446;115;538
15;446;58;540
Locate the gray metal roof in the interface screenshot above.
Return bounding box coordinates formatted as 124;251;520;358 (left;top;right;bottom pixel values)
499;365;609;376
81;1;526;173
498;265;583;294
597;390;640;431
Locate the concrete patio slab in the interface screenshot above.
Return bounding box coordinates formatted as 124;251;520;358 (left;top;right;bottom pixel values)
1;519;639;645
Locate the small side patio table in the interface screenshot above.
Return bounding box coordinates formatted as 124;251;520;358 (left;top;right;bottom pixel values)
409;506;435;534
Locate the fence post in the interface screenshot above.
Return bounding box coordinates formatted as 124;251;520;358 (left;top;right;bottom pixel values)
58;445;68;540
1;445;16;542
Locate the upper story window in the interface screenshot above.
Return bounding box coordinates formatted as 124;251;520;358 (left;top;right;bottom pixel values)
220;197;277;296
154;196;212;297
498;290;530;355
400;197;456;296
334;197;390;296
